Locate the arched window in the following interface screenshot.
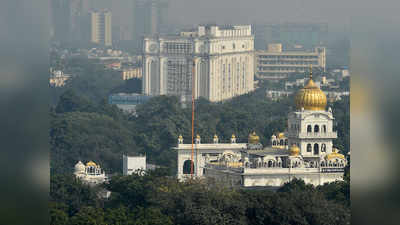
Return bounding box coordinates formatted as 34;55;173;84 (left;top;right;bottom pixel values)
321;144;326;152
272;140;277;146
314;125;319;133
307;125;312;133
284;139;288;146
183;160;193;174
307;144;312;152
323;125;327;133
314;143;319;155
280;140;284;146
268;161;273;167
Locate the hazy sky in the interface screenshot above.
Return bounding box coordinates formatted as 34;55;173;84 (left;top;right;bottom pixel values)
105;0;400;34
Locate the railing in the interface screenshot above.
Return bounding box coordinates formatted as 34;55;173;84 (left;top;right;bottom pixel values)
287;132;337;139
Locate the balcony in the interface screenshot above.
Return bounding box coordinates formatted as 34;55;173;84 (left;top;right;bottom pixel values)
287;132;337;139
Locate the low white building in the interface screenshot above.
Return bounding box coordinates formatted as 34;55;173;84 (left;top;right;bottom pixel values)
123;155;146;175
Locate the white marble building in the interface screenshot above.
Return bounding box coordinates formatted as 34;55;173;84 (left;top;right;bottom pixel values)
174;69;347;187
74;161;107;185
142;25;255;102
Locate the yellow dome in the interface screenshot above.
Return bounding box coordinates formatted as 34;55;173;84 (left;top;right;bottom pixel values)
278;132;285;139
214;134;218;139
295;68;327;111
86;161;97;167
289;145;300;156
325;148;345;160
178;135;183;139
196;134;201;139
231;134;236;138
248;131;260;144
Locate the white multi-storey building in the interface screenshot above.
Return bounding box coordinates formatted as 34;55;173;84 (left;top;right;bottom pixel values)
142;25;255;102
256;43;326;80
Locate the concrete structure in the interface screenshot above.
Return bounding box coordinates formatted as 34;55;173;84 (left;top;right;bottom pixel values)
108;93;152;114
74;161;108;185
174;69;347;187
143;24;255;102
256;44;326;80
123;155;147;175
90;10;112;46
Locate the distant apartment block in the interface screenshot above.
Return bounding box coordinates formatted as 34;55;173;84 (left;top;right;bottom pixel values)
256;43;326;80
143;24;255;102
90;10;112;46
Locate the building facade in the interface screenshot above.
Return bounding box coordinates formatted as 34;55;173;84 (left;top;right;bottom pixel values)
256;43;326;80
121;67;142;80
90;10;112;46
123;155;147;175
143;25;255;102
174;70;347;187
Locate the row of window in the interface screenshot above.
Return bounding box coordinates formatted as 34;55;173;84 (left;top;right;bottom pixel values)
307;125;327;133
306;143;326;155
259;55;319;59
259;61;319;65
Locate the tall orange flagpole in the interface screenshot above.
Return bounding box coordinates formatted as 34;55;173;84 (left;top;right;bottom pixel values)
190;60;195;178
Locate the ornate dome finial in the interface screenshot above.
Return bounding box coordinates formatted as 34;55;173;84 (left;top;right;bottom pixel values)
309;64;313;79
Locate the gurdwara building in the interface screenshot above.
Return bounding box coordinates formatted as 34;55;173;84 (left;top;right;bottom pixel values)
174;70;347;187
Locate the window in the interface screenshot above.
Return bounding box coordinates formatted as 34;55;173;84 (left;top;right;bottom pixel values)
307;144;312;152
280;140;284;146
307;125;312;133
321;144;326;152
314;125;319;133
272;140;277;146
314;143;319;155
323;125;327;133
183;160;193;174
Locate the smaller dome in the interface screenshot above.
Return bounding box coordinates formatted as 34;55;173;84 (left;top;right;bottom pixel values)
278;132;285;139
325;148;345;160
289;145;300;156
248;131;260;144
231;134;236;138
86;161;97;167
74;161;85;172
196;134;201;139
214;134;218;138
178;135;183;139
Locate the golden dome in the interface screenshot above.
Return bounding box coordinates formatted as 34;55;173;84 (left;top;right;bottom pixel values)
178;135;183;139
231;134;236;138
325;148;345;160
278;132;285;139
214;134;218;139
295;67;327;111
289;145;300;156
248;131;260;144
196;134;201;139
86;161;97;167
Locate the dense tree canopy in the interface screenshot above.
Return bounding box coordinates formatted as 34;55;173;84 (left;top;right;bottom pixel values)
50;171;350;225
